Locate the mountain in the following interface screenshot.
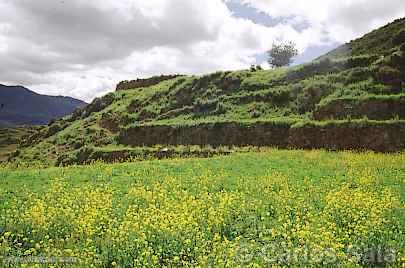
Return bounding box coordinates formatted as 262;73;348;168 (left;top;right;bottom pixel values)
10;17;405;165
0;85;87;126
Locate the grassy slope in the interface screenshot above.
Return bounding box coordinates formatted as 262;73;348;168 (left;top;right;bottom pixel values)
11;17;405;165
322;17;405;58
0;127;40;162
0;150;403;266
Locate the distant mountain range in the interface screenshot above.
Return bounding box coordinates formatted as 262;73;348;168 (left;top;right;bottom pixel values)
0;84;87;126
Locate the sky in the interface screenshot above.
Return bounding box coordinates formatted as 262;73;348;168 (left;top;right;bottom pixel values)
0;0;404;102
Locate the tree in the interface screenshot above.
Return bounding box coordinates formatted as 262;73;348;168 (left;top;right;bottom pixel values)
250;64;262;72
267;41;298;68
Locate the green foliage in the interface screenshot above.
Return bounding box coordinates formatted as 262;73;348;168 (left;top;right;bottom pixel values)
285;58;346;82
0;127;39;161
329;18;405;57
0;150;404;266
344;67;374;84
295;78;335;113
392;29;405;46
400;43;405;52
267;41;298;67
377;66;401;83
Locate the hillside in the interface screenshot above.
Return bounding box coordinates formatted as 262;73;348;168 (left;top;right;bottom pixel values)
10;18;405;165
0;85;87;126
0;127;41;161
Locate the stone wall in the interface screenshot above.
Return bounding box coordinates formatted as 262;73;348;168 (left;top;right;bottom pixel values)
116;75;182;91
314;96;405;120
118;121;405;152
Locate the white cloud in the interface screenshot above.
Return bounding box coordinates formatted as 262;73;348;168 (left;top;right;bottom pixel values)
0;0;403;102
239;0;405;42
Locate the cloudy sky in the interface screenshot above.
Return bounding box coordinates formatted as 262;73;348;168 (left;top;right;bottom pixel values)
0;0;404;102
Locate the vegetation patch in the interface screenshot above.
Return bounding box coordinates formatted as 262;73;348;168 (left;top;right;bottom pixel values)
0;150;403;266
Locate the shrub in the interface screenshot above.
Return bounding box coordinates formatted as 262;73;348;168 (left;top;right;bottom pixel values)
345;67;372;84
75;146;95;164
214;101;227;115
86;93;115;115
270;89;291;104
392;30;405;46
100;112;121;132
285;58;345;82
194;99;218;114
297;79;335;113
249;65;262;72
400;43;405;52
390;52;405;69
376;66;401;83
138;106;160;121
250;109;262;118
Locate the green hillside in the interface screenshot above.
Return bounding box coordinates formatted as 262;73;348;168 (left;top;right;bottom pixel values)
0;127;40;162
10;18;405;166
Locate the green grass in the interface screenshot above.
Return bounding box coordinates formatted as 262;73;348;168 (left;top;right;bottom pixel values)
0;149;404;267
0;127;40;162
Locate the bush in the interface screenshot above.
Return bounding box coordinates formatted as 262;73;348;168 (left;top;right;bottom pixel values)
297;79;334;113
345;67;372;84
83;93;115;117
194;99;218;114
347;55;378;68
100;112;121;132
214;101;227;115
400;43;405;52
285;58;345;82
390;52;405;69
376;66;402;93
392;30;405;46
138;106;160;121
377;66;401;83
75;147;95;164
269;89;291;104
250;65;263;72
250;110;262;118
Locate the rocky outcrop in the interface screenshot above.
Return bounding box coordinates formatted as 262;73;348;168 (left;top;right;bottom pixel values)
118;121;405;152
116;75;182;91
313;96;405;120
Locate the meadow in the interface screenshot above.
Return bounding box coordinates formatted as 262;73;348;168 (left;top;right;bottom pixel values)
0;149;404;267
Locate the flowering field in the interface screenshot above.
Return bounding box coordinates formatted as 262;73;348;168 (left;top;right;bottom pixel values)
0;149;404;267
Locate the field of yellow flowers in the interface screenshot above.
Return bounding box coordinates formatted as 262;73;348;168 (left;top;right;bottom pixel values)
0;149;404;267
